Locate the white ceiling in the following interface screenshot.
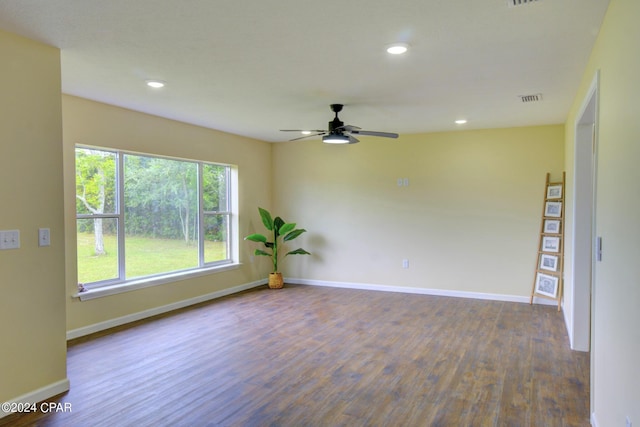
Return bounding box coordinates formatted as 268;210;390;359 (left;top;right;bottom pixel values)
0;0;609;142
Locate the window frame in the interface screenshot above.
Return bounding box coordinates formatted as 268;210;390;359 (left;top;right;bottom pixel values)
75;145;236;294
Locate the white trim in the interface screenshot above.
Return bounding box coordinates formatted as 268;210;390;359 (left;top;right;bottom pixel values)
67;279;266;340
75;263;242;301
563;297;573;347
568;69;599;353
0;379;70;419
576;70;600;122
591;411;598;427
68;276;557;340
287;278;557;306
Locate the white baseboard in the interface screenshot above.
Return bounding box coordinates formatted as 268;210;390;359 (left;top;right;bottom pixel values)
0;378;70;419
66;279;266;340
287;278;558;306
591;412;598;426
67;277;556;340
563;300;574;349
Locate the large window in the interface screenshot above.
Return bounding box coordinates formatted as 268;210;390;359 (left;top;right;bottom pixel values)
75;147;233;289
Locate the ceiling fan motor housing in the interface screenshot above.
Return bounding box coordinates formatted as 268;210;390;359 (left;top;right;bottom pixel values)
329;118;344;132
329;104;344;133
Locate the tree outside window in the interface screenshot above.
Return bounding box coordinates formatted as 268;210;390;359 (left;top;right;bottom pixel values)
75;147;232;287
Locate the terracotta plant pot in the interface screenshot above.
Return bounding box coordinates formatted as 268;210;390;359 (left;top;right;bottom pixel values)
268;272;284;289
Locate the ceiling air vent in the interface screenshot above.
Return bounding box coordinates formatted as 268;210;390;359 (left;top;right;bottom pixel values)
508;0;541;7
519;94;543;103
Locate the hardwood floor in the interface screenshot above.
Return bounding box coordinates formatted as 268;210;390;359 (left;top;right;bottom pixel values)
1;284;590;427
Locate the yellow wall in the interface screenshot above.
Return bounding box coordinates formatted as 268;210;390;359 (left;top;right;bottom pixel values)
0;31;68;404
61;100;565;335
62;95;273;332
6;4;636;422
273;126;564;298
564;0;640;425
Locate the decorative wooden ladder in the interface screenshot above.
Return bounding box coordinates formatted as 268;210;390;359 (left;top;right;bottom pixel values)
530;172;566;311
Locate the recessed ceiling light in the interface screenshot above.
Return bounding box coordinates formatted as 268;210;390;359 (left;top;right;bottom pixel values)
455;119;468;125
146;80;165;89
301;131;312;135
386;43;408;55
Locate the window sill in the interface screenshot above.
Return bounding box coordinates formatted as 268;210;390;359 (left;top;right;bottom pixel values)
73;263;241;301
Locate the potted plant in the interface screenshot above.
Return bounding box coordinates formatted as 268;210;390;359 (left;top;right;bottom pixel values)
244;207;310;288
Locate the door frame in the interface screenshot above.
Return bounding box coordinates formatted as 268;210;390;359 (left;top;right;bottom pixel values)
570;70;599;353
570;71;599;414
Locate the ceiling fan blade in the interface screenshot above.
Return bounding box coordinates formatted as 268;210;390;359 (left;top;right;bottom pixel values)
288;132;326;141
280;129;326;133
280;104;396;144
350;130;399;139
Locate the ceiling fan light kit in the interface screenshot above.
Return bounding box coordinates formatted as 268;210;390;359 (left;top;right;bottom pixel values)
322;134;351;144
280;104;399;145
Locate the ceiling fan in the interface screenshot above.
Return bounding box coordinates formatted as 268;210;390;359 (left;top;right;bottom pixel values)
280;104;399;144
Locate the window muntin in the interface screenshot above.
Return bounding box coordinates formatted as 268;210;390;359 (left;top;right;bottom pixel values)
75;147;232;288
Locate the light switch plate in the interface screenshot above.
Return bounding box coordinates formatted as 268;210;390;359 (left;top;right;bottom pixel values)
0;230;20;250
39;228;51;247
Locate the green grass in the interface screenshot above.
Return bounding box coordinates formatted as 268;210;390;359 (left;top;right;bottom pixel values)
77;232;227;283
